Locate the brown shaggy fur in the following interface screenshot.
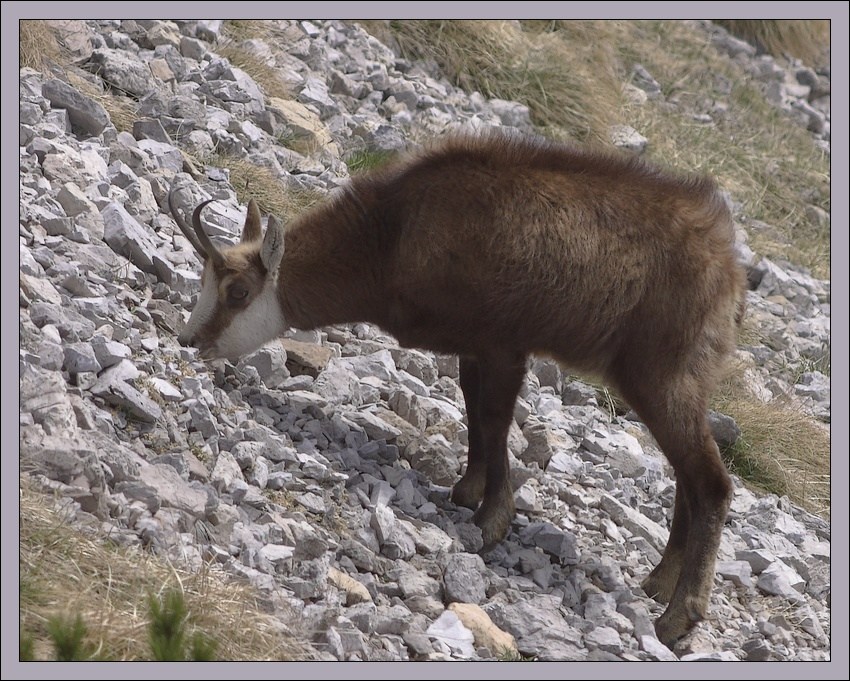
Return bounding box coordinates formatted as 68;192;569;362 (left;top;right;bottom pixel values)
177;130;747;648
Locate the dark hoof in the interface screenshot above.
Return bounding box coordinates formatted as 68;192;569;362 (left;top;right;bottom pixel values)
450;472;485;510
472;503;513;551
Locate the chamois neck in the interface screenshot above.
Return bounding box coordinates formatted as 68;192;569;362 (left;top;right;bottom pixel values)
279;190;388;331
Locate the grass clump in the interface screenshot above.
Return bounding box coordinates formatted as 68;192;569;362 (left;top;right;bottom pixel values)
19;20;61;70
715;20;830;67
345;148;398;174
204;152;325;222
217;43;293;102
359;20;624;143
713;370;830;518
548;20;829;278
19;477;316;661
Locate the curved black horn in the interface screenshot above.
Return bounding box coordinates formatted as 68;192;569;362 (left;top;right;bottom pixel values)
191;199;225;268
168;188;208;259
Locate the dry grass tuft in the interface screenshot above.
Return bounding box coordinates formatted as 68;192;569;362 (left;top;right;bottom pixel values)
220;20;277;44
360;20;624;143
19;478;316;661
217;43;293;101
713;366;830;517
715;20;830;68
206;153;325;222
20;20;61;70
610;20;830;278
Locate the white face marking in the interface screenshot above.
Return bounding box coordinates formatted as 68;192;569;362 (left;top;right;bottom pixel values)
178;272;219;347
211;281;287;361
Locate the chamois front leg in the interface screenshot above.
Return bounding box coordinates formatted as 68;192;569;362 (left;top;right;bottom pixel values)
641;484;691;604
459;353;526;550
451;357;486;510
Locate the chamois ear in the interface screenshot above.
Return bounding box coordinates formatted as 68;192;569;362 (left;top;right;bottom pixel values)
241;199;262;243
260;214;285;275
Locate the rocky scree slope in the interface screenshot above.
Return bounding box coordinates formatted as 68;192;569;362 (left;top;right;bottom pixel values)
18;19;830;661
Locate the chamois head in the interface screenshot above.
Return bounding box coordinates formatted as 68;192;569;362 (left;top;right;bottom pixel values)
169;189;287;361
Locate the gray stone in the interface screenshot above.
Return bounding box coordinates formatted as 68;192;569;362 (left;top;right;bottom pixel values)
338;350;398;381
631;63;663;98
56;182;99;217
36;340;65;371
211;451;244;492
187;399;217;439
239;344;290;389
260;543;295;567
371;504;415;560
102;201;161;273
93;358;141;387
561;380;598;406
795;604;826;640
63;342;102;375
42;78;110;136
638;633;679;662
489;99;532;128
405;434;459;486
522;421;577;468
21;427;103;496
178;35;207;60
298;77;338;117
585;626;622;654
735;548;776;574
708;410;741;448
609;124;647;153
136;139;183;172
598;493;669;554
344;410;402;441
389;387;428;431
396;564;441;602
716;560;754;588
757;561;806;602
484;593;586;661
742;637;772;662
514;481;542;512
30;302;96;341
136;463;207;516
390;348;438;385
444;553;488;605
794;371;830;403
403;631;434;658
297;492;327;514
20;274;63;306
370;479;395;507
91;336;132;368
520;521;578;564
90;376;162;422
133;118;172;143
373;604;413;636
89;48;157;98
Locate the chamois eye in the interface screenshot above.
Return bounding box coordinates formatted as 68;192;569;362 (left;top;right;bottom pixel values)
228;285;249;302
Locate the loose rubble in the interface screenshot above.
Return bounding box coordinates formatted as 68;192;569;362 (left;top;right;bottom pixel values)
18;19;830;661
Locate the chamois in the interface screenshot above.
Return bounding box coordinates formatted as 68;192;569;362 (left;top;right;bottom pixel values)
170;130;746;648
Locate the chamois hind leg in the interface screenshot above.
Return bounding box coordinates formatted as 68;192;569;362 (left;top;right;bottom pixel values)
642;483;691;603
618;377;733;648
452;357;487;510
456;353;526;549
